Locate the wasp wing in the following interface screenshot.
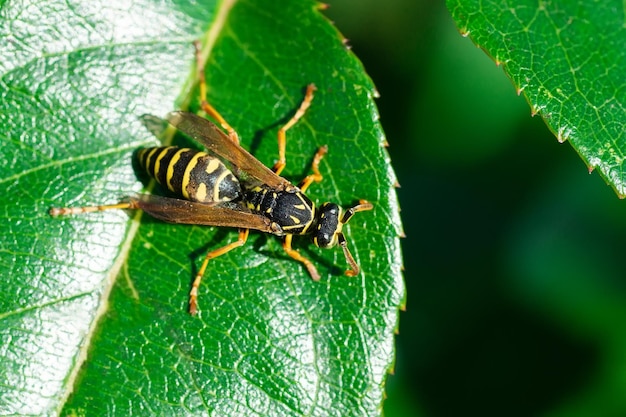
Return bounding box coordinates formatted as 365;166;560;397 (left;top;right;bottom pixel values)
132;194;284;235
166;111;295;191
139;114;169;139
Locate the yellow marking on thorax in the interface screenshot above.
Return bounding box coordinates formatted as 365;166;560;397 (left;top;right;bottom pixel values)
166;148;188;192
181;152;205;199
296;193;313;212
289;215;301;224
282;224;301;231
298;194;316;234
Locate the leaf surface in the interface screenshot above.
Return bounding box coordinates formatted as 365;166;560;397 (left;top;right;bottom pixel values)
447;0;626;195
0;0;404;415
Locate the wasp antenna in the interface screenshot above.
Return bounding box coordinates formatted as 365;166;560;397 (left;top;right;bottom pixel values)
338;233;360;277
341;200;373;224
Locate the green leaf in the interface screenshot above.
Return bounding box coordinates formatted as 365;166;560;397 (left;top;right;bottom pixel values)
1;0;404;415
446;0;626;196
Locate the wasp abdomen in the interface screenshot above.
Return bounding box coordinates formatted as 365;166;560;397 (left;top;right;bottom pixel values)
137;146;241;203
245;186;316;235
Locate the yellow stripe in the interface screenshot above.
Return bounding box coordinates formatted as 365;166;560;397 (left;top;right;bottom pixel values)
146;148;159;166
137;148;148;167
181;151;205;200
212;169;232;201
139;147;158;171
166;148;188;192
153;148;169;180
282;224;303;231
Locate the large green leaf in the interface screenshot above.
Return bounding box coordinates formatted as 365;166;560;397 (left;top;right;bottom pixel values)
447;0;626;196
0;0;404;415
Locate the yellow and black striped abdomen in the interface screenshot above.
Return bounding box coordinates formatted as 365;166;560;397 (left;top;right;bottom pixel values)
137;146;242;203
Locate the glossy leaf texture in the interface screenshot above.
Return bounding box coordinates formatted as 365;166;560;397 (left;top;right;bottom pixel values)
447;0;626;196
0;0;404;415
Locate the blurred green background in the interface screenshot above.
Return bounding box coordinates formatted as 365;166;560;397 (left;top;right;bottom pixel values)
327;1;626;416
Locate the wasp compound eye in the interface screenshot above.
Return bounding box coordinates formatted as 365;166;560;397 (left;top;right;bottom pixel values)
314;203;342;248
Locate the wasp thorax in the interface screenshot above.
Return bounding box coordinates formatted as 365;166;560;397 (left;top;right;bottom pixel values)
245;187;316;235
313;203;343;248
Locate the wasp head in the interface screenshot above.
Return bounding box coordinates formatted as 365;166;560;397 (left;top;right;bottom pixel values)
313;200;373;276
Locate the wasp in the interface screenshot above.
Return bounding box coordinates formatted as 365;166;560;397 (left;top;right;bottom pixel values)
50;44;373;315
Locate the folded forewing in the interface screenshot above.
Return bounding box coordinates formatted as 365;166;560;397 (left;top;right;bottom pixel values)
132;194;284;235
166;111;294;191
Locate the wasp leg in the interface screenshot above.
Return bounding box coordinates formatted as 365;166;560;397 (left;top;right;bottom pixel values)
49;201;139;216
193;40;239;144
282;234;320;281
273;83;317;176
190;228;249;315
298;145;327;193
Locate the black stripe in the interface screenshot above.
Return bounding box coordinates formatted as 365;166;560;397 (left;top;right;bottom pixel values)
137;147;158;172
168;148;198;195
154;147;178;187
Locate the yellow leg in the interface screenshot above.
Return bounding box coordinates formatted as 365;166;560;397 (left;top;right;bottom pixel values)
49;201;139;216
298;145;327;193
194;40;239;144
273;83;317;175
189;228;249;315
282;234;320;281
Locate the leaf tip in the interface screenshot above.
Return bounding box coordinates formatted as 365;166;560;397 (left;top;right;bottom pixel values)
556;125;573;143
341;37;353;50
316;2;330;11
530;103;546;117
